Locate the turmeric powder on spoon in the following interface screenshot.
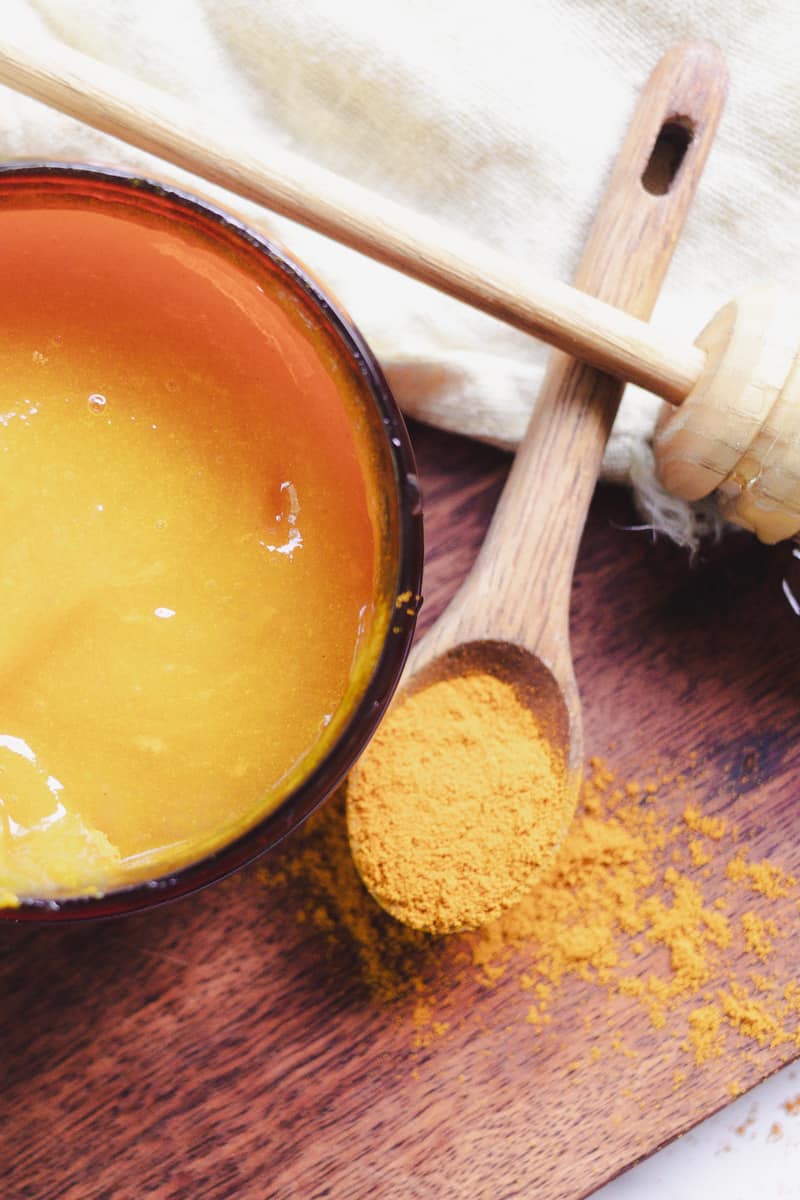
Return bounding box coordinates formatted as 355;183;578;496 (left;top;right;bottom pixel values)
346;671;569;934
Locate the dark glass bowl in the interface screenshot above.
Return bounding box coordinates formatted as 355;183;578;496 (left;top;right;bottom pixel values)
0;163;423;923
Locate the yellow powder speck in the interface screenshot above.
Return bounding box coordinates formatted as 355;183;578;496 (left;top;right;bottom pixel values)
589;758;615;791
769;1122;783;1141
311;904;334;931
683;804;726;840
583;790;602;817
610;1035;638;1059
727;854;796;900
685;1003;725;1064
640;870;728;993
785;982;800;1013
618;977;646;998
689;840;711;868
412;1000;450;1049
718;984;788;1048
413;999;432;1028
735;1108;757;1136
479;963;507;985
742;912;778;962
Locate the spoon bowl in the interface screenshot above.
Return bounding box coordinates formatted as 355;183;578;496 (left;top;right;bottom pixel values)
407;639;575;765
346;637;578;933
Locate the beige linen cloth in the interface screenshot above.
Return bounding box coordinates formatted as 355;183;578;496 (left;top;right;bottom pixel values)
2;0;799;546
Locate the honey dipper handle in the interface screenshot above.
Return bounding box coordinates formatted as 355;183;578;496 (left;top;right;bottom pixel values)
0;32;705;403
454;41;727;686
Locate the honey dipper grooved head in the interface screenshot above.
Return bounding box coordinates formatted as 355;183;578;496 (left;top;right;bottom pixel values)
654;287;800;544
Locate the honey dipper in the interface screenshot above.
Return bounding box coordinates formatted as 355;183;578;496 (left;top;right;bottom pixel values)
0;35;796;542
0;37;783;927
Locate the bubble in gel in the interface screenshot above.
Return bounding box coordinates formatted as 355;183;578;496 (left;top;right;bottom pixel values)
88;393;107;414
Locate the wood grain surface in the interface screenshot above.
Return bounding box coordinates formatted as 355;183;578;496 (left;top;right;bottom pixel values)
3;419;800;1200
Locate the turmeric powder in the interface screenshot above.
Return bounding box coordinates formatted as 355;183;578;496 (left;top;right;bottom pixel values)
262;754;800;1082
346;671;570;934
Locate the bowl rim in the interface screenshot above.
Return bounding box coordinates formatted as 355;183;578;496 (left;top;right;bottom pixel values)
0;161;423;923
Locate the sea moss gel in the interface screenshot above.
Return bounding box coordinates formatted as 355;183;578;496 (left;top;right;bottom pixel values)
0;170;398;906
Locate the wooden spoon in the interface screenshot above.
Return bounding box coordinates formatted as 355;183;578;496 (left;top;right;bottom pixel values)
346;43;727;929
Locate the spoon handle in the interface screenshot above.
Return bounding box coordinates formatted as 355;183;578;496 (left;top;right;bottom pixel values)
0;32;704;403
437;42;727;688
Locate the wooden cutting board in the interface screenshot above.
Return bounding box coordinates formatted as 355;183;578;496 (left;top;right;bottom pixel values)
3;419;800;1200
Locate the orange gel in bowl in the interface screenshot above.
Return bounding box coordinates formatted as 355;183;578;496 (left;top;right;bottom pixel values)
0;166;422;918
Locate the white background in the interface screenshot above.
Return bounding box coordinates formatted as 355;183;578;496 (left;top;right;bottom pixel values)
594;1060;800;1199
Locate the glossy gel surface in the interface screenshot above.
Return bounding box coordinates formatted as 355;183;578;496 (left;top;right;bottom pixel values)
0;177;391;903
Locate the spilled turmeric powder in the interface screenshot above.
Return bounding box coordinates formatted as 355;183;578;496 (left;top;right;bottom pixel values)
262;754;800;1083
741;912;778;962
346;672;570;934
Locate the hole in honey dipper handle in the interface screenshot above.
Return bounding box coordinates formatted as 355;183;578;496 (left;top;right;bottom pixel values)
642;117;695;195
